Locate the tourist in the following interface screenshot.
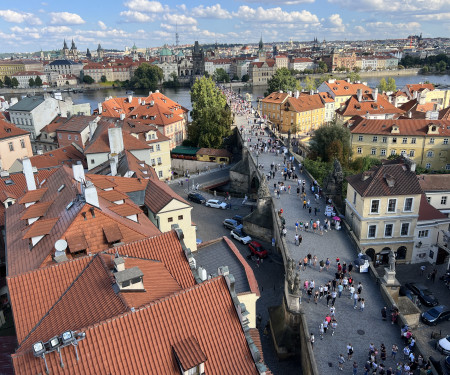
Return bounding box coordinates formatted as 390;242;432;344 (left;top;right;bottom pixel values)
338;354;346;371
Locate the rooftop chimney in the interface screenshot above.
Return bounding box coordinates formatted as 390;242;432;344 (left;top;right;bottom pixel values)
384;174;395;188
294;90;299;99
114;257;125;272
84;181;99;207
97;102;103;114
127;94;133;103
23;157;36;191
357;89;362;102
373;88;378;102
114;266;144;291
119;113;125;121
89;117;100;140
108;127;124;155
72;161;85;183
110;153;118;176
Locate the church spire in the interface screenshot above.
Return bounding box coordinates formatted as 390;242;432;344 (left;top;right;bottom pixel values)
63;39;68;49
259;35;263;51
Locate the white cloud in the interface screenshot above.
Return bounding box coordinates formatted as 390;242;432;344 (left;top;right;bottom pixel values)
98;20;107;30
191;4;232;19
177;4;187;11
365;21;421;32
0;10;42;25
49;12;85;25
232;6;319;23
163;14;197;25
42;26;72;34
415;12;450;21
328;0;447;13
242;0;315;4
326;14;345;32
119;10;152;22
124;0;165;12
9;26;40;39
354;25;367;33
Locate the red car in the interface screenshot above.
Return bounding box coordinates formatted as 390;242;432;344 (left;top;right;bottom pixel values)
248;241;268;258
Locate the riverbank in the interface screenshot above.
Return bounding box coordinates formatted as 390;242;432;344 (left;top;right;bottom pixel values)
0;83;114;96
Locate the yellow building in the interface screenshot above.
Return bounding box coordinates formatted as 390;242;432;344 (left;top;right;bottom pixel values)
0;60;24;81
317;79;372;110
261;91;289;132
349;117;450;171
402;84;450;109
196;148;232;164
281;93;325;134
0;118;33;171
345;159;423;264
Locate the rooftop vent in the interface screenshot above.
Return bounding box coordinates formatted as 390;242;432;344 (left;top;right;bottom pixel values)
384;173;395;187
114;266;144;291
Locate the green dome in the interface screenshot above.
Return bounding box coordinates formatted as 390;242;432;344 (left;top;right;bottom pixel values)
160;47;172;56
176;50;184;57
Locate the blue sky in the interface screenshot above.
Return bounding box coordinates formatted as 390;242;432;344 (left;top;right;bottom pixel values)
0;0;449;53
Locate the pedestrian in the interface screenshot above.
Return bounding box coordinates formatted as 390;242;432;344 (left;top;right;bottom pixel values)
309;207;312;215
338;354;345;371
296;186;300;197
310;333;315;349
403;345;410;360
294;234;299;246
347;343;354;360
380;343;387;361
431;268;437;283
298;234;302;246
348;262;353;276
319;259;324;272
307;253;312;266
331;318;337;336
353;292;359;308
314;290;319;304
303;255;308;270
391;344;398;360
313;255;317;267
326;258;330;270
337;283;343;297
319;285;324;299
381;306;387;321
282;227;287;237
360;298;365;312
357;282;363;295
349;285;355;299
326;292;332;307
307;287;313;302
353;361;358;375
331;290;337;306
330;305;336;317
295;220;299;233
319;322;324;340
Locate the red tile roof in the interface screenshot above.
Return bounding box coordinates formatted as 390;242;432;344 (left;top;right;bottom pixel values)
172;336;207;370
20;202;52;220
55;115;96;133
22;218;59;239
337;95;403;118
18;188;48;204
324;80;372;97
418;194;447;221
98;189;128;202
262;92;289;104
285;93;324;113
12;276;259;375
107;202;142;216
145;178;190;213
0;118;29;140
29;144;86;170
417;174;450;192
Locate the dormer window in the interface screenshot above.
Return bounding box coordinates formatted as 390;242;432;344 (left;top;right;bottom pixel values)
173;337;207;375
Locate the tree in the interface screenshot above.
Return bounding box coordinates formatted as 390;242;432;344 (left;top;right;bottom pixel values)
232;75;239;81
316;61;328;73
0;79;3;88
378;78;388;93
348;72;361;82
188;76;232;148
83;75;95;84
11;77;19;88
267;68;300;94
213;68;230;83
309;123;351;165
101;75;107;83
303;76;316;92
387;77;396;92
29;77;35;87
4;76;11;88
34;76;42;87
129;63;163;90
242;74;249;82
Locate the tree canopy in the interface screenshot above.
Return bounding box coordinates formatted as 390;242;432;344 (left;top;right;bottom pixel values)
267;68;300;94
303;76;316;91
83;75;94;84
4;76;11;87
309;123;351;165
34;76;42;87
378;77;396;92
188;77;232;148
28;78;35;87
213;68;230;83
11;77;18;88
129;63;163;90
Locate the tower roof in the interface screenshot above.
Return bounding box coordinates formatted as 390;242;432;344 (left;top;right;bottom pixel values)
259;36;263;50
63;39;68;50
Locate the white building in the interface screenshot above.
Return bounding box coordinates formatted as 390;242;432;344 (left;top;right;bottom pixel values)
44;59;83;77
10;71;48;88
418;175;450;217
289;58;315;71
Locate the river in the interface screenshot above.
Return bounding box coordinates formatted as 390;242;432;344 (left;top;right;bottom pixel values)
2;73;449;113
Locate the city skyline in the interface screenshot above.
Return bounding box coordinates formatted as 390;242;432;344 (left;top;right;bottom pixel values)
0;0;449;53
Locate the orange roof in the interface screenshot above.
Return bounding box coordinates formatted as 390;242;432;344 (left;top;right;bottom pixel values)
250;60;275;68
20;201;52;220
262;91;289;104
349;117;450;136
285;93;324;113
336;94;404;117
418;194;447;221
145;178;190;213
18;188;47;204
98;189;128;202
172;336;207;370
324;80;372;97
12;276;259;375
40;116;67;134
107;202;142;216
29;144;85;169
66;233;88;252
0;118;29;140
405;83;434;96
22;218;59;239
418;174;450;192
88;172;148;193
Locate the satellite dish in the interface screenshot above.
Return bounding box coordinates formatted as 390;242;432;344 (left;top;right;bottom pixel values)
55;239;68;252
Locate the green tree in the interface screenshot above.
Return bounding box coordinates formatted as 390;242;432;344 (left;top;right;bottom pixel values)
4;76;11;87
316;61;328;73
241;74;249;82
213;68;230;83
309;123;351;165
0;79;3;88
129;63;163;90
348;72;361;82
11;77;19;88
188;76;232;148
303;76;316;91
387;77;396;92
232;75;239;81
101;75;107;83
83;75;95;84
34;76;42;87
378;78;388;92
437;60;447;72
267;68;300;94
28;77;35;87
353;67;361;73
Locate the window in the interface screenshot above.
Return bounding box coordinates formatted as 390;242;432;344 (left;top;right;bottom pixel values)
401;150;406;156
409;150;415;157
168;217;173;223
158;170;163;178
357;147;362;154
91;159;94;164
156;144;160;151
441;196;447;205
178;215;183;220
426;163;431;169
358;135;363;141
368;225;376;238
382;136;387;143
387;199;396;213
390;150;396;156
68;135;72;140
426;196;431;203
353;191;357;204
8;142;13;151
402;137;407;144
384;224;393;237
404;197;413;212
418;230;429;238
411;138;416;144
446;164;450;171
58;134;62;139
381;149;386;156
75;135;78;141
157;157;162;164
392;137;397;143
427;151;434;158
370;199;380;214
371;148;376;155
149;145;154;152
429;138;435;144
372;136;378;142
444;138;449;145
20;139;25;148
401;223;409;236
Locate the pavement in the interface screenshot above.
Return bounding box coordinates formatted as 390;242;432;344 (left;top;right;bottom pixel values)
235;112;405;374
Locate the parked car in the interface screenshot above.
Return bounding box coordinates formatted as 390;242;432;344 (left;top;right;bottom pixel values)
187;192;206;204
248;241;268;258
445;356;450;371
232;215;243;224
437;336;450;355
205;199;228;209
405;282;439;307
230;229;252;244
223;219;242;230
422;305;450;325
399;286;415;302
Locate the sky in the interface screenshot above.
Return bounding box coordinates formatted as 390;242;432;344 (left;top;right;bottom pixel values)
0;0;449;53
